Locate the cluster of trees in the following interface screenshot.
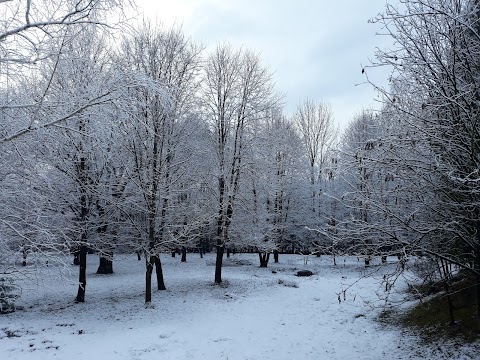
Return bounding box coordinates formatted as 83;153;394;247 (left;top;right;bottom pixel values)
0;0;340;307
327;0;480;328
1;0;479;329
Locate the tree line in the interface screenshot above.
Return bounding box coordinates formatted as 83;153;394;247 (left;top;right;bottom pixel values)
1;0;479;329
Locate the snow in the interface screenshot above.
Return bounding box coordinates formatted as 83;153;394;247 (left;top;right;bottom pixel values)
1;254;478;359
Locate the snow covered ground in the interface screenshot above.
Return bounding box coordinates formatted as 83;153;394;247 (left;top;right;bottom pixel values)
1;253;478;359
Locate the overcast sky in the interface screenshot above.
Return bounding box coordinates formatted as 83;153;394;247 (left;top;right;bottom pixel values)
134;0;391;130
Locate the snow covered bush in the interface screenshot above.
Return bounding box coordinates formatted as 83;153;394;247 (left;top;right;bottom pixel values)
0;277;20;314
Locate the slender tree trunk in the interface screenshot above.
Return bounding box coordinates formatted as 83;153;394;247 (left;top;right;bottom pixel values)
474;222;480;330
172;251;176;257
76;245;87;302
155;256;166;290
136;251;141;261
181;247;187;262
145;256;154;304
274;250;279;263
215;174;226;284
475;254;480;331
215;245;224;284
445;281;455;326
75;176;88;303
146;206;160;302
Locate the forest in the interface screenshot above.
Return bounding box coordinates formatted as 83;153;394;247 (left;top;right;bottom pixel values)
1;0;480;350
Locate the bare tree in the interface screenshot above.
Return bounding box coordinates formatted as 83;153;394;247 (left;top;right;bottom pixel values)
202;44;277;283
366;0;480;326
0;0;133;143
294;98;337;250
118;22;202;305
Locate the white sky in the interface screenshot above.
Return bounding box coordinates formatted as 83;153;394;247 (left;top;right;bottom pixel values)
133;0;392;130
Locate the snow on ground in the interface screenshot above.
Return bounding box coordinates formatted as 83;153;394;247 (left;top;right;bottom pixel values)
0;253;478;359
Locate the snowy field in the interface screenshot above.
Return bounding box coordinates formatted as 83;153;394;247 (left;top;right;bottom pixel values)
1;253;478;360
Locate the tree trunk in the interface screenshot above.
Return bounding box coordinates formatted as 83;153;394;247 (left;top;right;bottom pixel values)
136;251;141;261
474;244;480;331
75;152;88;303
96;253;113;274
259;252;270;268
381;255;387;264
181;247;187;262
364;257;370;268
75;245;87;303
171;251;176;258
145;256;154;304
444;281;455;326
274;250;279;263
215;245;224;284
154;255;166;290
476;269;480;331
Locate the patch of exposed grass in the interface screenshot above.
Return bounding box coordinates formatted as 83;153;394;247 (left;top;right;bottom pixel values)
382;275;480;343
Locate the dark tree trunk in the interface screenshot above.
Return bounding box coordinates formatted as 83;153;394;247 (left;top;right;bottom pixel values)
381;255;387;264
364;257;370;268
259;252;270;268
155;256;166;290
181;247;187;262
215;246;224;284
136;251;141;261
475;222;480;331
75;153;88;303
75;245;87;303
171;251;176;258
476;253;480;331
226;249;230;258
476;269;480;331
274;250;279;263
96;253;113;274
145;256;154;304
200;248;203;258
444;281;455;326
